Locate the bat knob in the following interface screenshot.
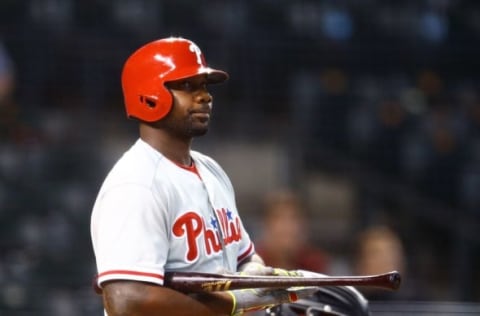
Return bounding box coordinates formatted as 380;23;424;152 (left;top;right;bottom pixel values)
388;271;402;290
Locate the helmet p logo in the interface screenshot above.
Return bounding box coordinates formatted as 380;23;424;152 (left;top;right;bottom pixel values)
189;43;203;66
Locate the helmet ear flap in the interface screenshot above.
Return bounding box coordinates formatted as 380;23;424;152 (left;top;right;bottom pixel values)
139;95;158;108
132;87;173;122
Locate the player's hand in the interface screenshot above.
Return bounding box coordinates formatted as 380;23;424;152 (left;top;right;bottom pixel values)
238;259;303;277
270;268;303;277
294;269;328;278
238;261;274;276
227;286;318;316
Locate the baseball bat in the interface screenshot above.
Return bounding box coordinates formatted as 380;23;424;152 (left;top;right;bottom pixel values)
164;270;401;293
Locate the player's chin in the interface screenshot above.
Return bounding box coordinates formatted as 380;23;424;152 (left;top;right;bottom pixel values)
189;125;209;137
186;116;210;136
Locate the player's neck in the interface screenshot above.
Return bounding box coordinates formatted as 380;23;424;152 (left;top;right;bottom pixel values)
140;125;193;166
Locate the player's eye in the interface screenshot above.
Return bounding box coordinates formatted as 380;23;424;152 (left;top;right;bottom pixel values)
166;79;207;92
170;80;193;91
181;81;193;91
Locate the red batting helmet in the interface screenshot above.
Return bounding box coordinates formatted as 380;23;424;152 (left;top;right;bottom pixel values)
121;37;229;122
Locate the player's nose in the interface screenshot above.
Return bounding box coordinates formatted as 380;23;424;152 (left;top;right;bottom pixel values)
195;88;212;105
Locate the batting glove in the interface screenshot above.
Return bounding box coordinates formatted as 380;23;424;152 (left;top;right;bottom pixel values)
227;286;318;316
238;262;303;277
238;261;274;276
294;269;328;278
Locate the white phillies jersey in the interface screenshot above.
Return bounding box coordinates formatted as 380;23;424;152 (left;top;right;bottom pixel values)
91;138;255;289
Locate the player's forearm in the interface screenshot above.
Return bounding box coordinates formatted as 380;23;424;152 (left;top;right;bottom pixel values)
102;280;233;316
191;291;234;315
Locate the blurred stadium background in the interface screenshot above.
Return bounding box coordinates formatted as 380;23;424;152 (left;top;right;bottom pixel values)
1;0;480;315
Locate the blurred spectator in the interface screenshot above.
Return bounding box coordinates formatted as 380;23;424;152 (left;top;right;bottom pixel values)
354;225;405;278
418;9;449;44
28;0;74;35
0;41;13;99
416;96;468;205
254;189;330;273
0;39;40;145
306;67;352;156
321;5;353;42
352;225;422;301
0;40;16;141
286;2;323;39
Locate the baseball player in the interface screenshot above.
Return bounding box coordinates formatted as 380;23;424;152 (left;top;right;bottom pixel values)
90;37;319;315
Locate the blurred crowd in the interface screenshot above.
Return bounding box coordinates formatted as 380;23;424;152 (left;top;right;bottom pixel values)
1;0;480;314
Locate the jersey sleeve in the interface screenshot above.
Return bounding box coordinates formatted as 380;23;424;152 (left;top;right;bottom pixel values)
92;184;169;288
236;219;256;264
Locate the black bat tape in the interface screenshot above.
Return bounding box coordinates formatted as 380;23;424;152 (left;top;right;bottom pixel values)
164;271;401;292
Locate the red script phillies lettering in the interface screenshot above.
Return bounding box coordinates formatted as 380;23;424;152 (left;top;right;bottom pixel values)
172;209;242;262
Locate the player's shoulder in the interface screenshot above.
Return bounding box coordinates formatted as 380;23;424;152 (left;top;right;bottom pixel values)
117;138;160;167
191;150;215;163
102;139;162;187
191;150;223;171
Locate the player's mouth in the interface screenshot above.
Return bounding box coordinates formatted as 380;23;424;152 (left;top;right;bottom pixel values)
191;111;211;122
